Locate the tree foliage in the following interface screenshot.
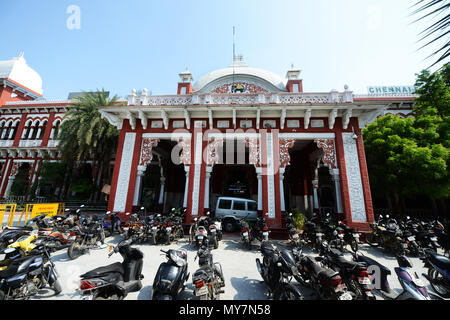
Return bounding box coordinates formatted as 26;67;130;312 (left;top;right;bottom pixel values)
58;89;121;172
363;64;450;199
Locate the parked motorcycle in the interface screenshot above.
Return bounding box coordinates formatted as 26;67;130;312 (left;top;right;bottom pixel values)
255;241;304;300
192;245;225;300
0;243;61;299
286;213;301;248
67;216;106;260
293;247;354;300
152;249;189;300
318;241;375;300
366;215;406;255
240;216;252;250
78;237;144;300
420;248;450;298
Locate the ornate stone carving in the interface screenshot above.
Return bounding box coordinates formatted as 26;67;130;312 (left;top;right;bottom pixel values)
245;137;260;167
206;138;224;166
314;139;337;169
139;138;159;167
177;138;191;165
279;139;296;168
342;133;367;222
211;82;268;94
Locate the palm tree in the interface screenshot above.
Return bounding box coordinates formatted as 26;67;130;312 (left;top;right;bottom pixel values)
57;89;122;200
412;0;450;67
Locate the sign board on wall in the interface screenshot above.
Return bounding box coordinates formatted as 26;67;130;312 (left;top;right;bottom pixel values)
367;86;415;95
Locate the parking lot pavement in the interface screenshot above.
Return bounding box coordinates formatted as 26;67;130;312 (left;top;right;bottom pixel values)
30;234;446;300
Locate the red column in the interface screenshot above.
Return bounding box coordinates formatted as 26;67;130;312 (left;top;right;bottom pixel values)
41;113;55;147
355;128;375;226
13;114;27;147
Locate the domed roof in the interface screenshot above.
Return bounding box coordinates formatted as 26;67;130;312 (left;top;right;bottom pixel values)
0;53;43;96
193;56;287;93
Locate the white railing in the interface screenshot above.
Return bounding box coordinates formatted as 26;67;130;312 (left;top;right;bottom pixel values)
128;91;354;106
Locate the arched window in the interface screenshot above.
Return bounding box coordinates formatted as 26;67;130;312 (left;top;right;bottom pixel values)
39;120;47;140
22;120;32;140
29;121;40;140
9;120;20;140
0;121;6;140
52;120;61;140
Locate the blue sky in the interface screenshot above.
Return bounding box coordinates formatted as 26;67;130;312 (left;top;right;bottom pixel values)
1;0;447;100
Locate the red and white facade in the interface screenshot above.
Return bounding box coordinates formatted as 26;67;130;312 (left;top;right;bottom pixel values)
98;57;416;231
0;54;417;232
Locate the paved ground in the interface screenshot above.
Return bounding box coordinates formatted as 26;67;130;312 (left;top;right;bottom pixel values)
24;232;447;301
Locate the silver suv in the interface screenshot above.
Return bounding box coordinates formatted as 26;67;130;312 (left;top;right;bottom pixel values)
214;197;258;232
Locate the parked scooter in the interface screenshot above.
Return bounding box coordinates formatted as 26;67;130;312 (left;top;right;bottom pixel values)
255;241;304;300
353;251;432;300
152;249;189;300
78;237;144;300
420;248;450;298
192;245;225;300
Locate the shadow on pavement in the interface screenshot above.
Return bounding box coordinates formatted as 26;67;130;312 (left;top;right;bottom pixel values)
230;276;268;300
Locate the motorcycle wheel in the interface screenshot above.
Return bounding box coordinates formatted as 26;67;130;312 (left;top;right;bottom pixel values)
278;284;304;300
346;279;363;300
246;239;252;250
0;290;5;300
189;225;195;244
393;242;405;256
214;238;219;249
350;238;358;252
99;231;105;245
314;239;321;252
165;234;171;245
52;279;62;295
428;268;450;298
0;242;6;251
152;233;157;245
365;233;381;247
68;240;83;260
177;229;184;239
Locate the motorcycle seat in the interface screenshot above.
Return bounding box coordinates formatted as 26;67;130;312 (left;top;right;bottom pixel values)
81;262;124;278
427;250;450;271
305;256;338;279
334;255;367;271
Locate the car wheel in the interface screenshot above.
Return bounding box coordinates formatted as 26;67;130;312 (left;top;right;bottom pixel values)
223;220;235;233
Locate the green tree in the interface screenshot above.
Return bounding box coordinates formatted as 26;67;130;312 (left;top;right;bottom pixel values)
58;89;122;199
363;64;450;204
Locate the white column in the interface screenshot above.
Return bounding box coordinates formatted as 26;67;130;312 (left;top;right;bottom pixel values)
133;166;145;206
204;167;212;210
183;166;190;208
1;129;7;139
50;128;55;140
312;180;319;209
8;128;14;140
280;167;286;212
35;128;42;140
158;176;165;205
330;168;343;213
27;128;35;139
256;168;262;211
5;176;16;198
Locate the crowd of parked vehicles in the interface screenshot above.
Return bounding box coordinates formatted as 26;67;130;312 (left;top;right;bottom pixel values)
0;203;449;301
